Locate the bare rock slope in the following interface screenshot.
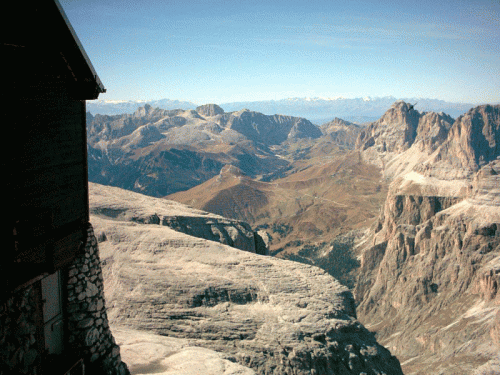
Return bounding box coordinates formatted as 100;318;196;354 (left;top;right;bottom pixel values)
89;182;267;255
90;183;403;375
111;328;257;375
355;102;500;374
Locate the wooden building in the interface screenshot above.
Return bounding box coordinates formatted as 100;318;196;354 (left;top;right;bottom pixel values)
0;1;129;375
5;0;105;287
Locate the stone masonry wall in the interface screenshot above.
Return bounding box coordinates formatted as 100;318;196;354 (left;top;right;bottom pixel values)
66;223;129;375
0;285;40;375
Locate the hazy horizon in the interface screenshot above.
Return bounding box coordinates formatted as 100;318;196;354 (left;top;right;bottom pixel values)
90;95;492;106
60;0;500;105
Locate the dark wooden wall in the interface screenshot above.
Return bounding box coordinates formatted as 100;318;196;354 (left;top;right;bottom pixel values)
4;43;89;290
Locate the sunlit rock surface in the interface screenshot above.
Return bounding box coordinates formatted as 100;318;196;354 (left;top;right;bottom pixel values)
112;327;256;375
90;183;402;375
355;103;500;374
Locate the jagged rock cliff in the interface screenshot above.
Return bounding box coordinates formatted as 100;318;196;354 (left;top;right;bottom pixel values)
417;104;500;180
355;102;500;374
89;183;403;375
356;101;455;178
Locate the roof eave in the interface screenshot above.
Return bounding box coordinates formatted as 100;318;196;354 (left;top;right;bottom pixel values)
53;0;106;98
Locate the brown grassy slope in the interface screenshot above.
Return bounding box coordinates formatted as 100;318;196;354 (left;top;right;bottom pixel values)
168;150;388;258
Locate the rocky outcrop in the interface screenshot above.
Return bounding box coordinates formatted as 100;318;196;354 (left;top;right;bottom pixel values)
196;103;225;117
355;103;500;374
417;104;500;179
159;216;262;254
356;101;455;178
355;175;500;374
413;111;454;152
112;327;257;375
356;101;421;153
89;182;267;255
90;183;403;375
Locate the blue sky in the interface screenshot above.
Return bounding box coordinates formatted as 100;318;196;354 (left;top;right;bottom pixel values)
60;0;500;104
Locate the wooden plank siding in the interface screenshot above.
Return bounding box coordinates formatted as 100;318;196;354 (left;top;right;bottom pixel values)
12;92;88;224
3;1;104;293
7;82;89;288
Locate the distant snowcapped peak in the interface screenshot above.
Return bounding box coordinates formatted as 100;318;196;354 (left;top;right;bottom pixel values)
95;99;147;104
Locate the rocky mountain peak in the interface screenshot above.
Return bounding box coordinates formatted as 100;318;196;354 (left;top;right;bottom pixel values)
316;118;361;148
224;110;322;145
447;104;499;166
332;117;353;125
384;100;419;121
413;111;454;153
355;101;421;153
418;104;500;179
353;103;500;374
196;103;225;117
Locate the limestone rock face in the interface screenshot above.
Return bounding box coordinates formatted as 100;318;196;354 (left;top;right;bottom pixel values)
356;101;421;153
413;111;454;152
418;104;500;179
356;101;455;178
89;182;264;254
112;328;257;375
90;183;403;375
355;103;500;374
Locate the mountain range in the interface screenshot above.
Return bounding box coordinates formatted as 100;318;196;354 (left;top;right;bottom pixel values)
87;96;478;124
354;102;500;374
86;99;500;374
87;104;323;197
